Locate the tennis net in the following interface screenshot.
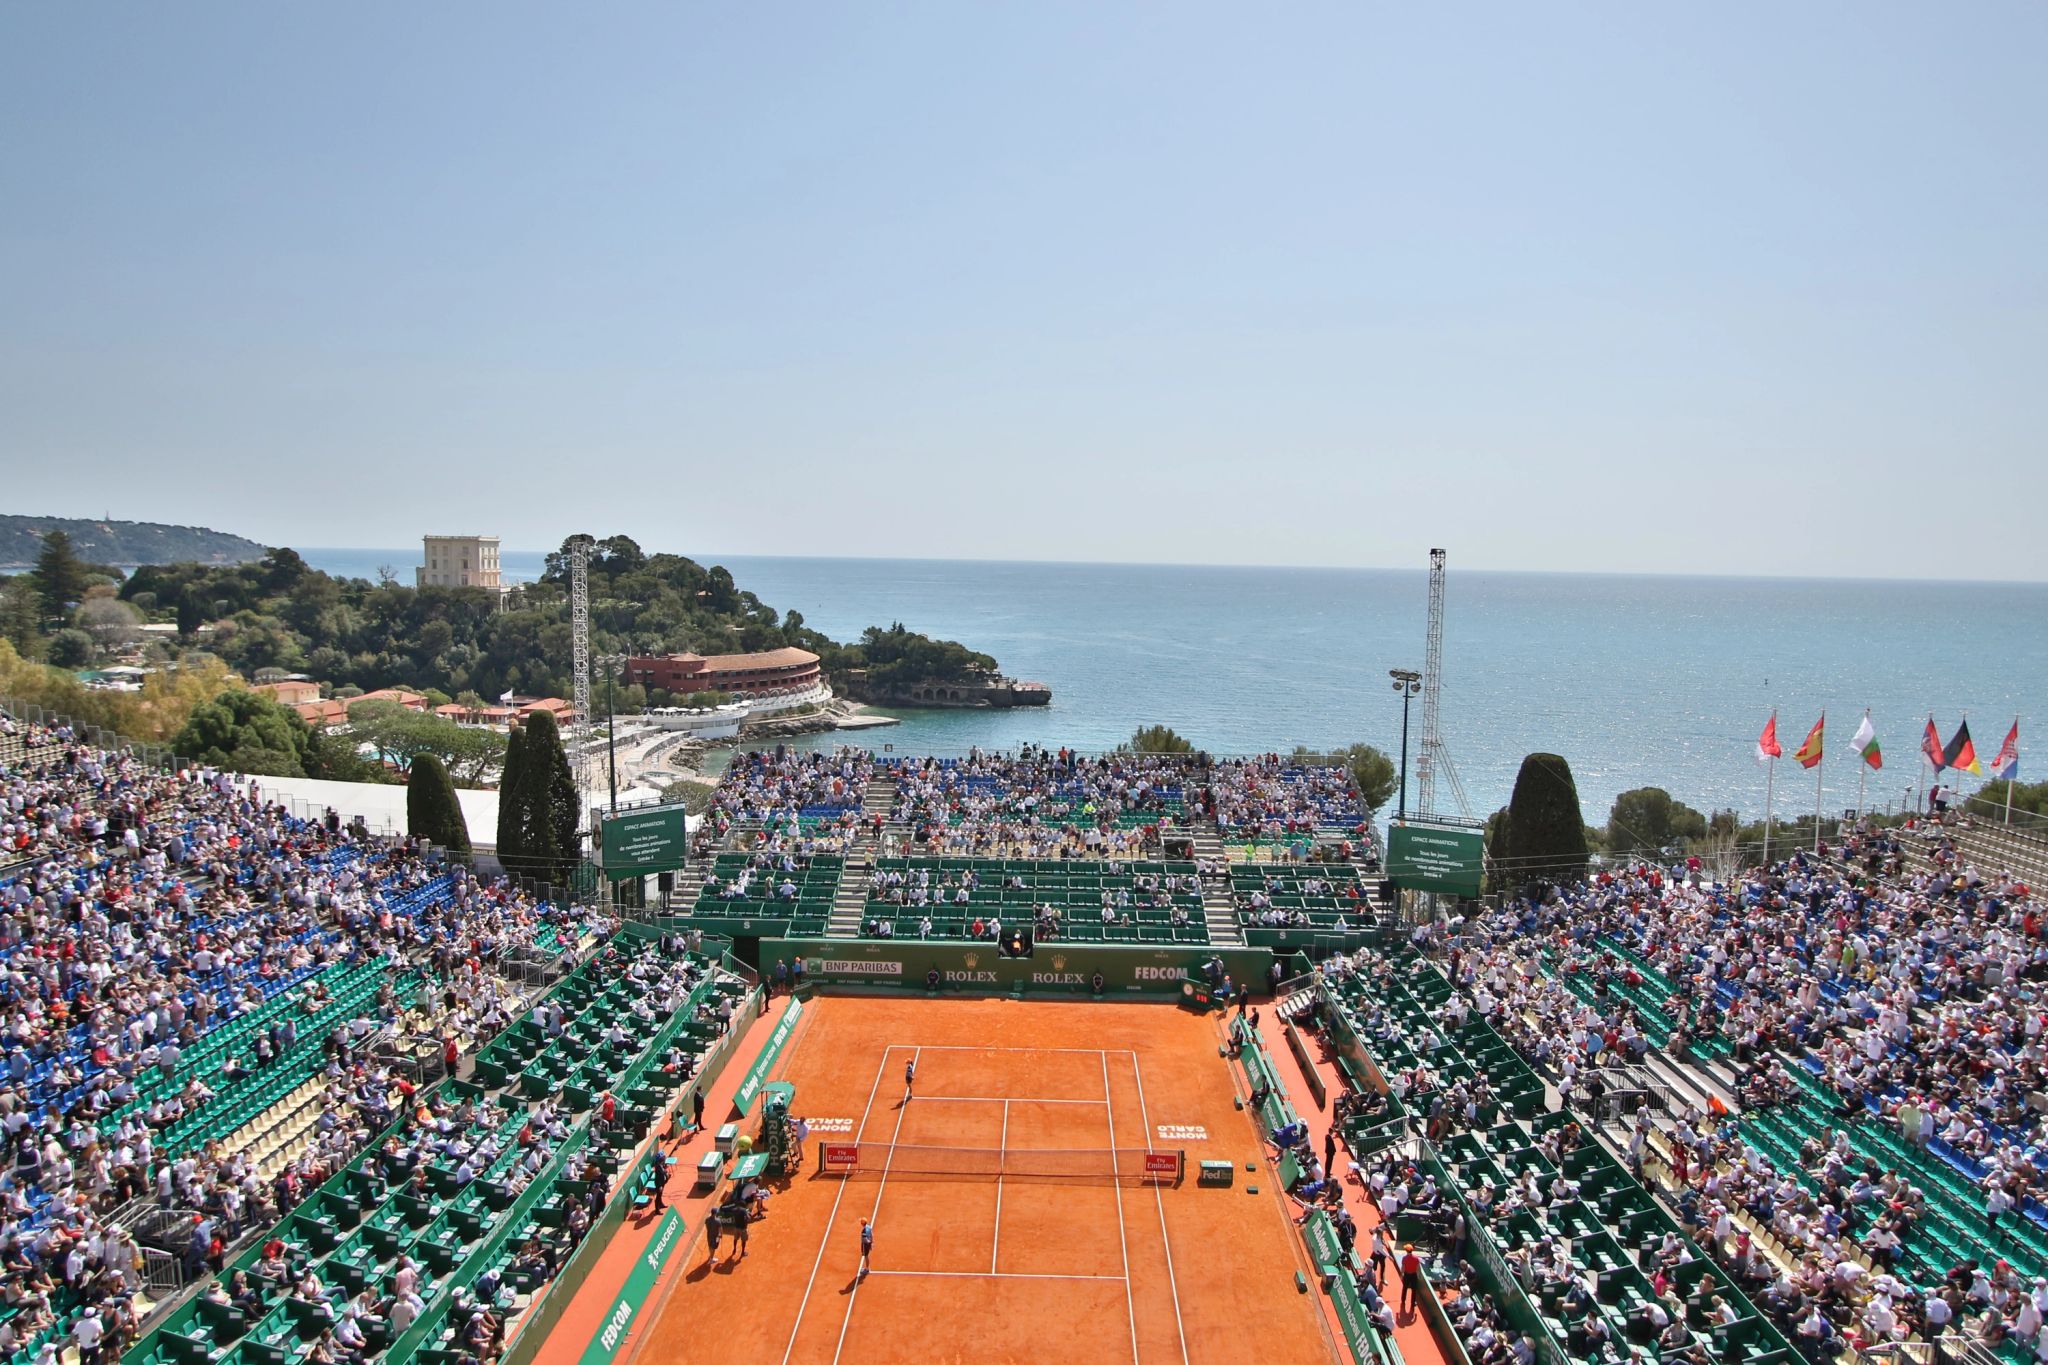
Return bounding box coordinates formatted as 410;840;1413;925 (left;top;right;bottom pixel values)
819;1142;1183;1182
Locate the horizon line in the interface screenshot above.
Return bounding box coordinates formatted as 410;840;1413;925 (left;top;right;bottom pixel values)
290;546;2048;590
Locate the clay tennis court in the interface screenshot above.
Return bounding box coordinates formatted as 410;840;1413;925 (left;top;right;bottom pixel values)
633;996;1339;1364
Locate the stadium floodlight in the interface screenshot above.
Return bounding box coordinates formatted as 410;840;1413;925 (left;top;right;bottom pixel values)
1389;669;1422;821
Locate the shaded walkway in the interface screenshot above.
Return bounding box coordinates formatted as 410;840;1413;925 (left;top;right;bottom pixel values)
525;991;805;1365
1247;1001;1450;1365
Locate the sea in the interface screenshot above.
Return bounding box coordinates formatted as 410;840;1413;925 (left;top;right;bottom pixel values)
299;549;2047;825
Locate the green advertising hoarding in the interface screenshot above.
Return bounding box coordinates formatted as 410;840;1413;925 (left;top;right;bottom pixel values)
1386;822;1485;897
578;1207;684;1365
598;805;688;878
733;996;804;1116
757;937;1273;999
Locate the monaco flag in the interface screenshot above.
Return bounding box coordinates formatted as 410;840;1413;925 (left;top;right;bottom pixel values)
1757;712;1783;763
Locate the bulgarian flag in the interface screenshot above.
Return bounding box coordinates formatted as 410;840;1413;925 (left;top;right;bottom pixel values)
1792;714;1825;770
1945;720;1984;776
1923;717;1946;772
1756;713;1783;763
1991;720;2020;781
1851;712;1882;770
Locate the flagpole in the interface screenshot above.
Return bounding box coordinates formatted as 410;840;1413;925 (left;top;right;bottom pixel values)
1814;726;1826;855
1763;754;1775;868
1855;708;1869;819
2008;714;2019;827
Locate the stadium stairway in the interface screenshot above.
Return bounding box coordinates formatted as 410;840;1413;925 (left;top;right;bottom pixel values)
663;858;705;915
826;774;893;935
1190;818;1245;945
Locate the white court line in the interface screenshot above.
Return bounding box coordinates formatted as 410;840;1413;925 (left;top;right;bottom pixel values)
901;1044;1128;1054
780;1045;897;1365
895;1095;1107;1105
1130;1052;1190;1364
832;1045;921;1365
863;1269;1126;1282
1101;1050;1140;1365
993;1099;1009;1273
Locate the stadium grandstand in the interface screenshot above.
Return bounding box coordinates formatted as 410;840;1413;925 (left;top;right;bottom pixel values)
9;704;2047;1365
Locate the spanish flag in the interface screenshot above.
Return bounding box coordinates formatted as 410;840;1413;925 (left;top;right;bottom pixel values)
1792;714;1824;770
1944;720;1984;776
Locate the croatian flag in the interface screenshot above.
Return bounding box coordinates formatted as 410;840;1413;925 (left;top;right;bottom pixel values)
1991;721;2020;781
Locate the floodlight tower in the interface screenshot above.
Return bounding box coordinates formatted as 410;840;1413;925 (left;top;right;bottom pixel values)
1415;548;1473;820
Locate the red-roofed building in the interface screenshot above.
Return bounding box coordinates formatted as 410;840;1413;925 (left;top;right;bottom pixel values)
353;688;431;711
623;648;821;697
517;698;577;723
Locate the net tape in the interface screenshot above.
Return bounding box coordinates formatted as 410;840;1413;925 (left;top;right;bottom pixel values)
820;1142;1181;1180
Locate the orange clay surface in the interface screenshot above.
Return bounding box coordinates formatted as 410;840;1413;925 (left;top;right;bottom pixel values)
630;996;1340;1365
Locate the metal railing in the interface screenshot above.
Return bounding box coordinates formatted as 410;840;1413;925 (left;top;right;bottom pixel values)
0;693;181;773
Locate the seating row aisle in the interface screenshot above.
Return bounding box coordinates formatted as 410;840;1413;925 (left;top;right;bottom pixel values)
1233;862;1375;943
690;854;841;935
864;857;1209;945
126;932;748;1365
1731;1067;2048;1365
1537;947;1679;1050
1322;957;1797;1365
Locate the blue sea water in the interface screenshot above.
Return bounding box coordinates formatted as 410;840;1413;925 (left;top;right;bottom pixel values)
299;549;2047;824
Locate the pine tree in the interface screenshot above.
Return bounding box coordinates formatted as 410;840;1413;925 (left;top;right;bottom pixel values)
1492;753;1590;893
407;752;471;858
0;581;44;661
33;530;86;622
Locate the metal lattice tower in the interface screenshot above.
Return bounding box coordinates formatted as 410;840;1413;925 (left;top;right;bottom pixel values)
1416;547;1473;820
567;538;597;820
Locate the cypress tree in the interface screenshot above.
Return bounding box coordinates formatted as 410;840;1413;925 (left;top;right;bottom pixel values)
407;752;471;858
1494;753;1591;892
522;709;582;885
495;720;530;869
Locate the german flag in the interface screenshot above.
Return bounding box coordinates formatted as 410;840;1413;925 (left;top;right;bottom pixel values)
1944;720;1984;776
1923;718;1946;771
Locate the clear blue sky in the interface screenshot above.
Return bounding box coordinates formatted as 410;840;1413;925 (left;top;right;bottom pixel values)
4;4;2044;579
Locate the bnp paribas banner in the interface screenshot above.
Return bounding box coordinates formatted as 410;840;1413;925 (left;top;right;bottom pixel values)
762;938;1274;997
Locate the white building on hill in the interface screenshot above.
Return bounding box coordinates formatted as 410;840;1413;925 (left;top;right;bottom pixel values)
417;535;508;594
